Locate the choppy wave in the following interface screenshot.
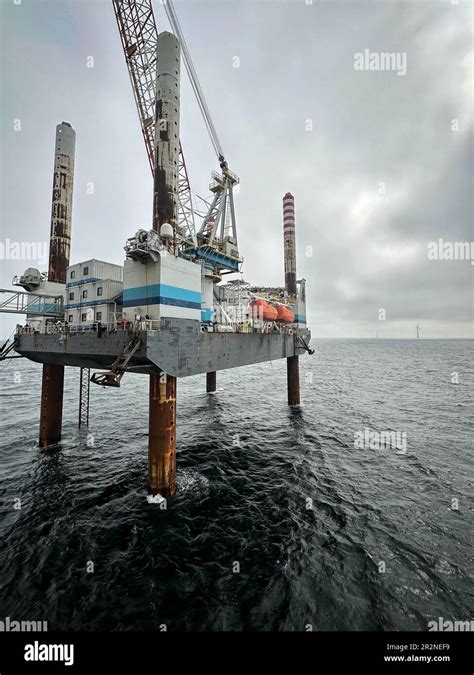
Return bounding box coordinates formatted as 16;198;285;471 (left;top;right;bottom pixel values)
0;339;472;630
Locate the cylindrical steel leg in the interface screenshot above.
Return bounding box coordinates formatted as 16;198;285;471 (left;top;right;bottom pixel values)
39;364;65;447
206;371;216;393
287;356;300;406
148;370;177;498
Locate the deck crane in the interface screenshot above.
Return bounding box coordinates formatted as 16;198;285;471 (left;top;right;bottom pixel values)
113;0;196;247
112;0;241;274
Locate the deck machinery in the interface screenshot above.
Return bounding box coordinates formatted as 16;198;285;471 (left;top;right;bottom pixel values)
6;0;312;500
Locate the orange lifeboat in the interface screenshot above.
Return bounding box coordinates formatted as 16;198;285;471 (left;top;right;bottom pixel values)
249;299;278;321
275;304;295;323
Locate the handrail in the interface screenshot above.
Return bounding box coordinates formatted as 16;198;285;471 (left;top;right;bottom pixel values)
15;318;162;335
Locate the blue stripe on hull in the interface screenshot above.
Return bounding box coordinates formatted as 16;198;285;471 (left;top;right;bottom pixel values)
123;283;200;303
122;295;200;310
123;283;201;310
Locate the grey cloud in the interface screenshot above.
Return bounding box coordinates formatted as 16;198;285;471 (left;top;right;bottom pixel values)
0;0;472;339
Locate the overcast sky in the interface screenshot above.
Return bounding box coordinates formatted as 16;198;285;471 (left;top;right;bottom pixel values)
0;0;472;338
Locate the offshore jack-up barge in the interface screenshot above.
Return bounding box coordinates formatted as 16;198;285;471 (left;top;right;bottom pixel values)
1;1;313;500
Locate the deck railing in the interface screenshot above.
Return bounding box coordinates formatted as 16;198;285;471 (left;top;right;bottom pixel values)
16;319;296;336
16;318;162;335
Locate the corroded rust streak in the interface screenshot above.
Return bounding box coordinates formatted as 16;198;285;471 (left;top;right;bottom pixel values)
285;270;297;297
39;364;65;447
287;356;300;406
148;371;177;497
153;167;175;232
48;154;74;283
206;371;216;393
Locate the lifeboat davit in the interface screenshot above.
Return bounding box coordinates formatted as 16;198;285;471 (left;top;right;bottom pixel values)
249;299;278;321
275;304;295;323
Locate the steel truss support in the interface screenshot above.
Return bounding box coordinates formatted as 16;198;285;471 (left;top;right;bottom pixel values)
79;367;90;427
0;288;63;317
198;170;239;250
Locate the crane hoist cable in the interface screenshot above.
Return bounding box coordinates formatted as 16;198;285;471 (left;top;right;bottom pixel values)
163;0;227;167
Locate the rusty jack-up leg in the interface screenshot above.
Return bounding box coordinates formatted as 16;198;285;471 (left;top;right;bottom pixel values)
38;122;76;447
206;371;216;393
148;370;177;498
39;364;65;447
287;355;300;406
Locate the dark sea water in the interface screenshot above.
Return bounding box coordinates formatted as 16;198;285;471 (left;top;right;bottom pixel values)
1;339;472;631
